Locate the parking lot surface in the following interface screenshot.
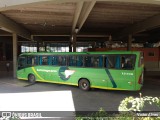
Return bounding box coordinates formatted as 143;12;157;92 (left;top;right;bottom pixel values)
0;71;160;113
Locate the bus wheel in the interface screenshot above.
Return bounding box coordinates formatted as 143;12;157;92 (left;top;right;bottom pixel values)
79;79;90;91
28;74;36;84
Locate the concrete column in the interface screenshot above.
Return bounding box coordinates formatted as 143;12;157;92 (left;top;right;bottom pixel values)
158;47;160;69
37;41;39;52
73;33;77;52
108;35;112;49
44;43;47;52
127;34;132;51
69;37;72;52
2;42;6;60
13;33;17;78
92;42;96;48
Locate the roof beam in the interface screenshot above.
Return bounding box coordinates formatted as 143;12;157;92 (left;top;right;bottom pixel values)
0;0;87;11
72;1;96;34
32;34;108;37
77;34;109;37
96;0;160;5
0;0;54;11
117;14;160;38
0;0;160;11
0;14;31;39
71;1;84;33
75;1;96;33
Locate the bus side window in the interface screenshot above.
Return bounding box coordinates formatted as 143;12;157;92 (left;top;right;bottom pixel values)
98;56;103;67
39;56;42;65
92;56;102;68
121;56;125;68
123;58;132;69
105;57;109;68
58;56;62;65
105;55;115;69
85;56;92;67
27;56;32;65
122;55;136;69
115;55;120;69
42;56;48;65
69;56;73;66
61;56;64;65
18;57;26;69
84;56;88;67
35;56;39;65
58;56;66;66
52;56;58;65
61;56;66;66
69;56;77;66
48;56;52;65
32;56;38;65
92;56;98;67
77;56;83;67
26;56;38;66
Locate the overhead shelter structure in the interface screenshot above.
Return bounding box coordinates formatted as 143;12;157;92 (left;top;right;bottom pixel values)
0;0;160;78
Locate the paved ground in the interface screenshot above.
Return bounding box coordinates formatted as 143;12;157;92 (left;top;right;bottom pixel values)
0;71;160;114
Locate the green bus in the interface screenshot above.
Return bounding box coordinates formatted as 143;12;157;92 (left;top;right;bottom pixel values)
17;51;144;91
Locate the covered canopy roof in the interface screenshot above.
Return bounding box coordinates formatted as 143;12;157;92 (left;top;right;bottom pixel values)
0;0;160;43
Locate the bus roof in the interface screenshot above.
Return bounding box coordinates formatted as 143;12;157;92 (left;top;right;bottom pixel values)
19;51;141;56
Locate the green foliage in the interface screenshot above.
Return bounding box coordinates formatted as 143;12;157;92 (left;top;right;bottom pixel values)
9;117;20;120
76;108;108;120
0;116;20;120
76;93;160;120
118;93;160;111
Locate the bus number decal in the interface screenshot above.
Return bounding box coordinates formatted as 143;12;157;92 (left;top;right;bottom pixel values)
122;72;133;76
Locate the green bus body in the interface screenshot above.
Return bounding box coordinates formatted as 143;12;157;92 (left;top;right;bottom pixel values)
17;51;144;91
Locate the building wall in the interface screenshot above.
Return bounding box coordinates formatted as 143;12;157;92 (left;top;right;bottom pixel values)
0;61;13;71
0;37;13;61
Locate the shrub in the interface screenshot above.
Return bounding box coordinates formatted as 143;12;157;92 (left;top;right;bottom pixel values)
118;93;160;111
76;93;160;120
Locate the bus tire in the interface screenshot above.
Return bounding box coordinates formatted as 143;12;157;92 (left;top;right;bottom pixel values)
78;79;90;91
28;74;36;84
